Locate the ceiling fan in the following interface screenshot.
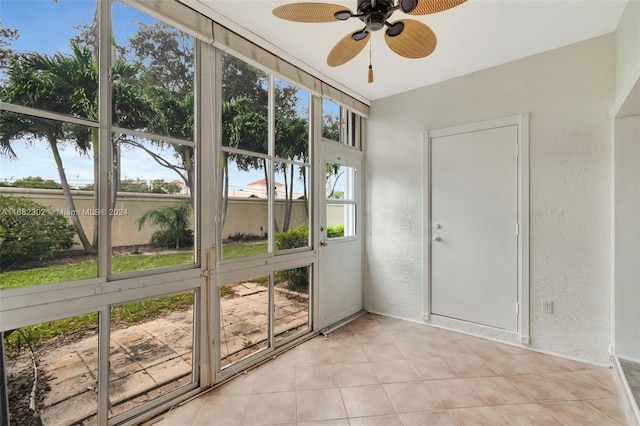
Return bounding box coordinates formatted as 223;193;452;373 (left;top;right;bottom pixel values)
273;0;467;82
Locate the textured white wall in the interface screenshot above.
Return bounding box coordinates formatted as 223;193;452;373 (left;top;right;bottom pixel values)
365;34;615;364
614;115;640;362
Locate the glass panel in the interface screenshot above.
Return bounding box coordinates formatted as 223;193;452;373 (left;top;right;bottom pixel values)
4;313;99;425
275;78;309;163
326;204;355;238
322;98;341;142
0;0;98;121
108;292;195;418
274;164;310;252
221;154;269;259
111;3;195;140
274;266;310;343
326;163;355;201
111;134;196;274
326;163;356;238
219;276;270;368
348;112;362;149
0;115;98;288
221;53;268;154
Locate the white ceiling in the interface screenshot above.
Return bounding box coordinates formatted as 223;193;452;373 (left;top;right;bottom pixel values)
186;0;627;102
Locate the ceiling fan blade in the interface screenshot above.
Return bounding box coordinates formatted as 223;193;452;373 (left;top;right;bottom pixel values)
385;19;436;58
273;3;353;22
408;0;467;15
327;30;370;67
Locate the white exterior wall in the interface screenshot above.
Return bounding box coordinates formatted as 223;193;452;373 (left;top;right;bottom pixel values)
365;34;615;364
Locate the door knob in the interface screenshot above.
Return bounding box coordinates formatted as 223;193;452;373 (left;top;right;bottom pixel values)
433;223;441;229
320;240;328;247
432;235;441;242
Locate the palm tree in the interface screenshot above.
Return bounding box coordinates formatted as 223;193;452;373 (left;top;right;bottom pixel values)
0;46;97;252
137;200;193;249
220;96;268;229
274;84;308;232
0;45;160;253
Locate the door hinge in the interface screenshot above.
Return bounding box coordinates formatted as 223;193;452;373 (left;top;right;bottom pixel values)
516;223;519;236
516;303;520;315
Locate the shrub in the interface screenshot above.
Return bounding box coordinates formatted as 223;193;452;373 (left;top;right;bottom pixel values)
272;225;342;291
0;196;76;268
275;225;308;251
327;224;344;238
227;231;266;242
137;200;194;249
275;226;309;292
274;267;308;293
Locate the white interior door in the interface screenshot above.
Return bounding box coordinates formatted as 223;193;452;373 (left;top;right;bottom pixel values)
319;151;362;329
430;125;518;331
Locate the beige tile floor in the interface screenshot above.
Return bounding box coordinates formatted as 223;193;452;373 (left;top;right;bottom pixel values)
150;314;629;426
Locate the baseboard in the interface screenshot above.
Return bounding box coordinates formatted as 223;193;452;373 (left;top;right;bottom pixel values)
613;356;640;426
320;310;368;335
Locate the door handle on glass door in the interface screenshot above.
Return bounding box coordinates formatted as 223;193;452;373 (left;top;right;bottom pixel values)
320;240;328;247
432;235;441;242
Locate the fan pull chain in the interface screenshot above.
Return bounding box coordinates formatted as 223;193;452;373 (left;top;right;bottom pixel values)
368;37;374;83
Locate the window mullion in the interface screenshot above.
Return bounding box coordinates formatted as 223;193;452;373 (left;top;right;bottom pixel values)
98;0;112;281
268;73;276;254
97;3;112;424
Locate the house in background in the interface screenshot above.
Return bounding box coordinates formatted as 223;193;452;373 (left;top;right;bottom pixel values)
171;179;190;196
246;178;284;198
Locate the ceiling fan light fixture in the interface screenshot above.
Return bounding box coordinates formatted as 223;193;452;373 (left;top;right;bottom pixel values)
385;21;404;37
398;0;418;13
365;11;386;31
334;10;353;20
352;29;369;41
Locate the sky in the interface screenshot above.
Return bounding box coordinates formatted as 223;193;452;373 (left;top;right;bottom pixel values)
0;0;337;194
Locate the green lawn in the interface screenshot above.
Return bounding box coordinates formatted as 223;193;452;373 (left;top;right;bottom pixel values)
1;252;195;290
1;243;268;349
222;242;268;259
2;228;311;355
1;243;269;289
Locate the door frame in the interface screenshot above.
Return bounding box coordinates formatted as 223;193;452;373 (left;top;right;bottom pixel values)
423;114;530;345
318;142;364;330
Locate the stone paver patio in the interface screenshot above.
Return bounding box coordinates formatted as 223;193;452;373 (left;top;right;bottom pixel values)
6;282;309;426
220;282;309;366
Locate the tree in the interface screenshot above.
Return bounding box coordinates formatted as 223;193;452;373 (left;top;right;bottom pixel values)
0;20;18;71
274;83;309;231
137;200;193;249
11;176;62;189
220;52;270;228
150;179;181;194
322;115;344;199
322;111;341;141
219;53;314;233
0;45;160;253
0;46;97;252
121;21;196;196
220;96;268;228
127;21;193;96
326;162;344;199
72;17;196;198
